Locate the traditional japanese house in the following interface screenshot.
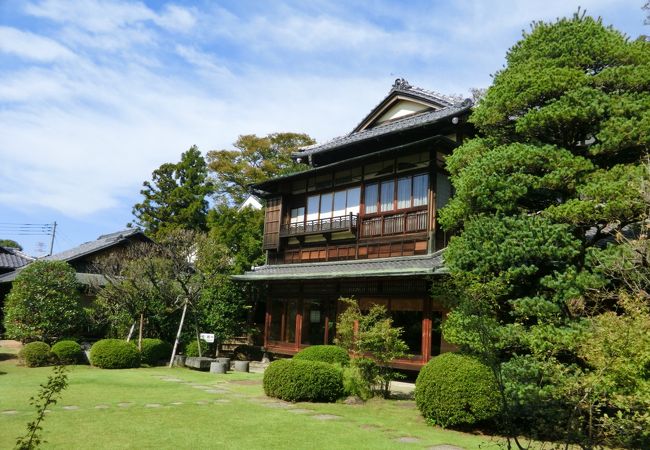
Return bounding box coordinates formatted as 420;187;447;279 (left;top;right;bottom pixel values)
235;79;473;369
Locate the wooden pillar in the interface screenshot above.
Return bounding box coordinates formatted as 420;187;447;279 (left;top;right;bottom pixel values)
264;290;272;348
296;298;303;350
422;297;432;363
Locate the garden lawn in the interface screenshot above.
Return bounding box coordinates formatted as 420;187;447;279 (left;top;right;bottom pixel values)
0;345;499;449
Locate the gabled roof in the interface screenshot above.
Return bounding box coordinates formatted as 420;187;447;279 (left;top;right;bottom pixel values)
352;78;458;132
0;247;34;270
43;228;147;263
293;99;472;159
233;252;446;281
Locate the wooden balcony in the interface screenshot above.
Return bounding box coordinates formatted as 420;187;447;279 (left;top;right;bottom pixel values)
280;213;358;237
360;210;428;237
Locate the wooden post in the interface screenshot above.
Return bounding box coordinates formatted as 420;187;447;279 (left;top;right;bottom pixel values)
138;313;144;351
169;299;189;368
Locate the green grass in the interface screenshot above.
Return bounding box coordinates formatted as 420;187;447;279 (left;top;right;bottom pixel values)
0;346;501;449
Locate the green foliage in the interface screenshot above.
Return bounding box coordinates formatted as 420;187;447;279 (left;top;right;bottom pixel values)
0;239;22;250
206;204;264;274
415;353;500;428
263;359;344;403
196;275;249;345
18;342;52;368
131;146;214;238
3;261;85;343
184;340;208;357
15;365;68;450
139;338;171;365
50;341;85;365
90;339;140;369
342;358;377;401
293;345;350;366
335;298;408;398
439;12;650;446
207;132;314;205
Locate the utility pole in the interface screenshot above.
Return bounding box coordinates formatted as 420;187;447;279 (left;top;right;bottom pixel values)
48;221;57;256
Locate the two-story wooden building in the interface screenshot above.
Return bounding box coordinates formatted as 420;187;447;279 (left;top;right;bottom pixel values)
235;79;473;369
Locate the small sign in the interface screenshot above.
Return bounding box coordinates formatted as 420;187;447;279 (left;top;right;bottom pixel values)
200;333;215;343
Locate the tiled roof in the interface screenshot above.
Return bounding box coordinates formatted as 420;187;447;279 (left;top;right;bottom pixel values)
44;228;145;263
232;252;446;281
294;99;472;158
0;270;107;285
0;247;34;270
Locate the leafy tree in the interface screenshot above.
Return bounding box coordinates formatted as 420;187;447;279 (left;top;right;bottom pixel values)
0;239;22;250
131;146;213;238
206;203;264;274
3;261;85;343
207;132;313;205
439;13;649;446
335;298;408;398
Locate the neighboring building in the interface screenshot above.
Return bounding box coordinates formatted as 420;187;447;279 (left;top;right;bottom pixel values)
0;246;34;276
238;194;263;211
235;79;474;369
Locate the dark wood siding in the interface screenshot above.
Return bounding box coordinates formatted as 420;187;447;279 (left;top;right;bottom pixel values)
262;197;282;250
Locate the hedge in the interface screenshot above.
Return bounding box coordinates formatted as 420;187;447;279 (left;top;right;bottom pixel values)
415;353;501;427
51;340;85;364
263;359;344;402
140;338;171;365
293;345;350;366
90;339;140;369
19;342;52;367
184;340;209;357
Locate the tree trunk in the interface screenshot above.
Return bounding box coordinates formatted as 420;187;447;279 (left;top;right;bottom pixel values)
169;300;189;368
138;313;144;351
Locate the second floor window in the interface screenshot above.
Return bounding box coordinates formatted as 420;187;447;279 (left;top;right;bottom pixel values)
306;186;361;222
365;173;429;214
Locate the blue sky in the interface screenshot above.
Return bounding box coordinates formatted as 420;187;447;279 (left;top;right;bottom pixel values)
0;0;647;256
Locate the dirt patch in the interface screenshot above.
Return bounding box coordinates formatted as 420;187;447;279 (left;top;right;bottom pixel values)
0;340;22;350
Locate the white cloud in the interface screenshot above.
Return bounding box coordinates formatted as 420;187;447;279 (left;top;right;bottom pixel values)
0;26;75;61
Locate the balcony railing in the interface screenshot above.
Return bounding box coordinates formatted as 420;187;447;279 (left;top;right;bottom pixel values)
360;210;428;237
280;213;358;237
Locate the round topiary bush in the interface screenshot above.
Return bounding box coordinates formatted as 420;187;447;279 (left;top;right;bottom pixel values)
140;338;171;365
184;340;208;357
90;339;140;369
415;353;501;427
293;345;350;366
263;359;344;402
18;341;52;367
51;340;85;364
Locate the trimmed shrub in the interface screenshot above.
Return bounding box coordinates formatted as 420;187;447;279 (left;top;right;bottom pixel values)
293;345;350;366
51;340;85;364
140;338;171;365
343;366;373;401
184;340;209;357
19;341;52;367
90;339;140;369
263;359;344;402
415;353;500;427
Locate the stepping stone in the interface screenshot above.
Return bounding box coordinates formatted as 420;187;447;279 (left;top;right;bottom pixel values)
161;377;183;382
395;437;420;443
287;408;312;414
117;403;133;408
170;402;183;406
204;389;228;394
145;403;162;408
228;379;262;385
312;414;340;420
359;424;380;430
427;446;465;450
191;385;212;389
2;410;18;415
195;400;208;405
44;410;53;414
214;399;230;404
62;405;79;410
94;405;109;409
262;402;292;409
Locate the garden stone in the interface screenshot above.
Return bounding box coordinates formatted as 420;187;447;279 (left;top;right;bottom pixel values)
233;360;249;372
427;446;464;450
62;405;79;410
210;361;228;374
312;414;340;420
395;437;420;443
215;357;231;368
173;355;186;367
184;356;215;370
344;395;364;405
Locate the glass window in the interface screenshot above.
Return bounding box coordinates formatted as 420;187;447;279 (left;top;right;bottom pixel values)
413;174;429;207
290;207;304;224
333;191;346;217
435;173;451;210
307;195;320;222
397;177;411;209
365;183;378;214
380;180;395;212
346;187;361;215
320;193;333;219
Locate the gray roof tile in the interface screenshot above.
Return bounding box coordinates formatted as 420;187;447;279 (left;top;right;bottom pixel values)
0;247;34;269
233;252;446;281
44;228;144;263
